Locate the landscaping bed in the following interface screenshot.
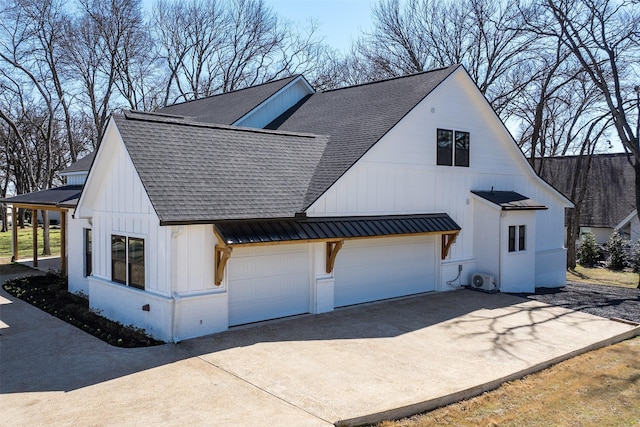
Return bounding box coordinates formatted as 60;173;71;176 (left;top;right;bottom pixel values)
2;272;163;347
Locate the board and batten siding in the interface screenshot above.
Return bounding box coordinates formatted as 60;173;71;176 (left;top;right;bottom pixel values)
306;69;568;288
89;136;170;295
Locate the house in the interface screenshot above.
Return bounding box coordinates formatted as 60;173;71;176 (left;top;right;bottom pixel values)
537;153;636;245
5;65;572;342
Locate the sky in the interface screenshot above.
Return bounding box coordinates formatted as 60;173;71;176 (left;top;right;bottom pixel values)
264;0;374;53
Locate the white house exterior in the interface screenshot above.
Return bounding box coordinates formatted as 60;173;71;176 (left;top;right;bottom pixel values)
63;66;571;342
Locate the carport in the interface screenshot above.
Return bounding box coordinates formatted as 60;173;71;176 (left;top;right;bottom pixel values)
2;185;82;275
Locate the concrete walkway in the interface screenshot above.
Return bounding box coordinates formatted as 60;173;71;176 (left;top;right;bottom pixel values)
1;283;638;427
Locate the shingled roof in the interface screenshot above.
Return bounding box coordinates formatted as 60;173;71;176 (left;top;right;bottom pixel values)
157;75;300;125
61;152;95;174
537;153;635;227
112;66;460;224
267;65;459;206
114;111;329;224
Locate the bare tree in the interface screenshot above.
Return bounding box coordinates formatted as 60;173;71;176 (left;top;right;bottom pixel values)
153;0;326;105
350;0;539;116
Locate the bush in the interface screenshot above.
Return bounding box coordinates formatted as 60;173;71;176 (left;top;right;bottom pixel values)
577;232;600;267
605;231;629;271
2;272;163;347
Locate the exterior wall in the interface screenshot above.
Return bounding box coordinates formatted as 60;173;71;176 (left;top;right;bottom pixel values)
82;125;175;340
472;199;500;282
579;226;613;245
67;216;91;296
63;172;88;186
306;69;569;289
500;211;537;293
235;78;313;128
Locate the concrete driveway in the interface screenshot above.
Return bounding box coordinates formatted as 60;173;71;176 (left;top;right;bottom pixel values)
1;284;638;427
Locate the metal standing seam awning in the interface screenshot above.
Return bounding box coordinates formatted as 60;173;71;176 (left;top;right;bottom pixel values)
212;213;461;285
1;185;83;275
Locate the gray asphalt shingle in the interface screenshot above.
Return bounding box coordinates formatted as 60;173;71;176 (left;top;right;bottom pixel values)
115;111;328;224
115;66;458;223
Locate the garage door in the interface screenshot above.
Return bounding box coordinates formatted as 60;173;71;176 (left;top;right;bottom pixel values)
227;244;310;326
334;236;436;307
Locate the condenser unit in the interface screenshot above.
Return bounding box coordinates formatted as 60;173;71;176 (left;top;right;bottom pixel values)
471;273;498;293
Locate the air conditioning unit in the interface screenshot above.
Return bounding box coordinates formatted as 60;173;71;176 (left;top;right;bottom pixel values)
471;273;498;293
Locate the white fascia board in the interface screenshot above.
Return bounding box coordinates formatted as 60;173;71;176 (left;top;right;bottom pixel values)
232;75;315;126
615;209;637;230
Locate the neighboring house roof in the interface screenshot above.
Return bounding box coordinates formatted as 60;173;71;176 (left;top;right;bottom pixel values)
1;185;83;208
471;191;548;210
267;65;460;207
214;213;461;245
61;152;95;174
157;75;300;125
537;153;635;227
114;111;329;224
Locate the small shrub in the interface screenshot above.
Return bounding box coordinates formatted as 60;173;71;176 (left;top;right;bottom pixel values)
605;231;629;271
630;239;640;273
577;232;600;267
2;273;163;347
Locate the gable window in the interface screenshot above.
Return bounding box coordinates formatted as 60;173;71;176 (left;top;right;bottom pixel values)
111;235;145;289
437;129;453;166
454;131;470;167
437;128;470;167
508;225;526;252
84;229;92;277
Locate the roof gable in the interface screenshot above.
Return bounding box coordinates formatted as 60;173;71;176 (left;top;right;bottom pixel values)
267;65;461;208
157;75;302;125
113;111;329;224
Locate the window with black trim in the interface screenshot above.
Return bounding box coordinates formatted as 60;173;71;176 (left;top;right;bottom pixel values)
111;235;145;289
437;128;470;167
84;229;92;277
508;225;526;252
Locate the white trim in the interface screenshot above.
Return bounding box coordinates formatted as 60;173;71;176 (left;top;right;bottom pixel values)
232;75;315;126
615;209;637;230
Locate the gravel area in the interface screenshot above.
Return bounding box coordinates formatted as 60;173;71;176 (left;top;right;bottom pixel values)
518;282;640;324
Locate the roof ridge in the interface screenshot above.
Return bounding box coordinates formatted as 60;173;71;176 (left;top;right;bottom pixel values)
121;110;325;139
539;152;630;160
319;64;460;94
161;75;300;108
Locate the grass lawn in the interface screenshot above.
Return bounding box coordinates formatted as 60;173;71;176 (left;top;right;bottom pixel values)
0;226;61;264
377;337;640;427
567;265;639;288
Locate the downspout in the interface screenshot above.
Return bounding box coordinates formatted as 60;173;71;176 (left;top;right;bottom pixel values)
499;211;505;289
170;225;184;342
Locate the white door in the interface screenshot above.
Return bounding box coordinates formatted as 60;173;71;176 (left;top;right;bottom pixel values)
334;236;437;307
227;244;310;326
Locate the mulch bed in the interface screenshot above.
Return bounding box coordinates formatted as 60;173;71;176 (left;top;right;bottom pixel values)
519;282;640;324
2;272;164;347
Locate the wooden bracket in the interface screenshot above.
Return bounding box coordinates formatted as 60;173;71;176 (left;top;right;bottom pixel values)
441;233;458;260
214;246;233;286
325;240;343;273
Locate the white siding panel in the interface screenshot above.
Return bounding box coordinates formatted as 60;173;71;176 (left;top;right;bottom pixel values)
307;70;567;286
227;244;311;326
334;236;436;307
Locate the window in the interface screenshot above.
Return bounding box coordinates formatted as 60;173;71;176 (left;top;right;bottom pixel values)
84;229;92;277
437;129;453;166
111;235;145;289
437;128;469;167
508;225;526;252
454;131;470;167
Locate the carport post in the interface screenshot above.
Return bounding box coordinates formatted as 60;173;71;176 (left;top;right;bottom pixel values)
11;205;18;261
32;208;38;268
60;210;67;275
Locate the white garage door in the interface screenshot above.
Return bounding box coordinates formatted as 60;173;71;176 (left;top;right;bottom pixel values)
227;244;310;326
334;236;437;307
